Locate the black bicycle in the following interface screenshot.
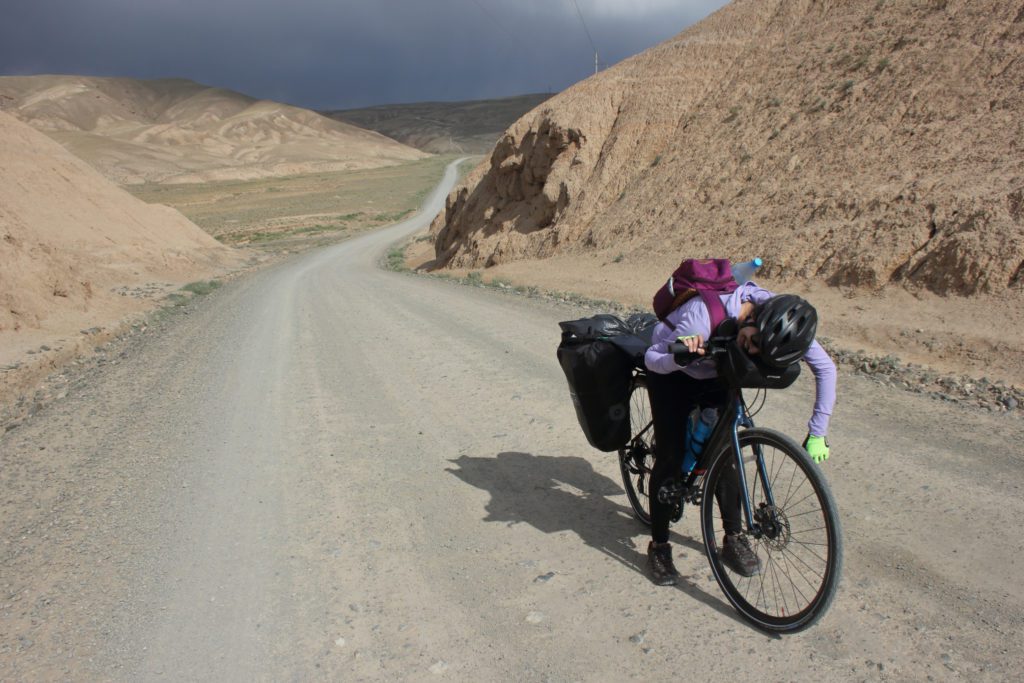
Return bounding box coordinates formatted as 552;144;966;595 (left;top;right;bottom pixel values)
618;320;842;633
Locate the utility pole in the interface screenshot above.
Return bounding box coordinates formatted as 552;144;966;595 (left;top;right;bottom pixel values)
594;51;599;75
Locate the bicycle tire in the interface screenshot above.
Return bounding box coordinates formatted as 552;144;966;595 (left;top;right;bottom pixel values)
618;376;655;526
700;428;842;633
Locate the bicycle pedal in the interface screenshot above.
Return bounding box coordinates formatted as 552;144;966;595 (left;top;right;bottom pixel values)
657;479;684;505
670;502;684;523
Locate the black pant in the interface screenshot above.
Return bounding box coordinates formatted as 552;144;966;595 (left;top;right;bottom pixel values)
645;371;743;544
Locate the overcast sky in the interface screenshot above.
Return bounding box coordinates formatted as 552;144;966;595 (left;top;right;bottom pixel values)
1;0;729;110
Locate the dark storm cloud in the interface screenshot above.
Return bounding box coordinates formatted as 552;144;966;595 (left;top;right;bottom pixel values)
0;0;729;109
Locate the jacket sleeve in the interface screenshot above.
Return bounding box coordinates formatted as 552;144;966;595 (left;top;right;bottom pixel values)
803;340;837;436
644;303;711;374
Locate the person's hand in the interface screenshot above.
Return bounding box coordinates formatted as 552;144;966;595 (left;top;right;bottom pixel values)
803;434;830;463
676;335;705;355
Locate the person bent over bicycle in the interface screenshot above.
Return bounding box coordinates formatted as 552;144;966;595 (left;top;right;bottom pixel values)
642;286;836;586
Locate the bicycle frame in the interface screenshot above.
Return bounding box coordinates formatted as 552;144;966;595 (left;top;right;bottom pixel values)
684;387;776;538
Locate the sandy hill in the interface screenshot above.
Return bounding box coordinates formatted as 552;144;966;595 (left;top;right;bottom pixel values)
0;110;244;387
0;76;427;185
430;0;1024;298
324;94;553;154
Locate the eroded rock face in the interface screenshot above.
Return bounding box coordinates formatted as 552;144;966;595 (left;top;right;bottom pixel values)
434;119;586;268
432;0;1024;296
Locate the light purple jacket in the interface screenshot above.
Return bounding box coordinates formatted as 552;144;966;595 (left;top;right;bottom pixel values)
644;282;836;437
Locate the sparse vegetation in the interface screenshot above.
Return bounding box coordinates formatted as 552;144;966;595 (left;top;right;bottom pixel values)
723;106;741;123
165;293;190;307
128;155;457;249
840;79;855;95
181;280;222;296
386;246;408;272
373;208;415;223
876;57;891;73
769;127;781;140
612;253;625;263
808;98;828;113
650;155;662;167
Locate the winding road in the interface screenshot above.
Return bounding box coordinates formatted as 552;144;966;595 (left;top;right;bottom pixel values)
2;160;1023;681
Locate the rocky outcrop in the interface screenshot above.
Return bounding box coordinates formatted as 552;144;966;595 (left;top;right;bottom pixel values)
431;0;1024;296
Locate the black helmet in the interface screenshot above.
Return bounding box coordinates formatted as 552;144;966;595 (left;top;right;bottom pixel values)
756;295;818;368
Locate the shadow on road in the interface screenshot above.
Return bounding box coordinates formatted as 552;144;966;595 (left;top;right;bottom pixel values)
446;450;744;624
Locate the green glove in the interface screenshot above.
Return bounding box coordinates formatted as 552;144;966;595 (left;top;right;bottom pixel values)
803;434;830;463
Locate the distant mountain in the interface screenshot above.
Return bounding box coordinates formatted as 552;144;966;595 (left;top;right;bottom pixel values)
323;94;553;154
431;0;1024;297
0;76;427;185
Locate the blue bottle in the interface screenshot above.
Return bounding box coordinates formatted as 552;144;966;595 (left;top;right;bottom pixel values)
682;407;718;474
732;258;762;284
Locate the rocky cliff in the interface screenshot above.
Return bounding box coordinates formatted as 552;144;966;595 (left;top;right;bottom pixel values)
431;0;1024;296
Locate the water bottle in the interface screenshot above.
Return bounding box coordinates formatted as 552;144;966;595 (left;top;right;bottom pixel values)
682;407;718;474
732;258;763;284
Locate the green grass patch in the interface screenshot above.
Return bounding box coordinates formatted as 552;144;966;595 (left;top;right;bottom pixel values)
386;246;408;272
181;280;222;296
373;208;416;224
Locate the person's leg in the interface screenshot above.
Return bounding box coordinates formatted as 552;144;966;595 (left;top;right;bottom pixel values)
645;371;694;544
716;463;743;535
712;418;761;577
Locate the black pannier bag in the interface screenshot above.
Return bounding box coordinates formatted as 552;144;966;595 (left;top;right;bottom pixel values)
556;314;639;452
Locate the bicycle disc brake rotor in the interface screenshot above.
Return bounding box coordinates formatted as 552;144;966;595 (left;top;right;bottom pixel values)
754;503;791;551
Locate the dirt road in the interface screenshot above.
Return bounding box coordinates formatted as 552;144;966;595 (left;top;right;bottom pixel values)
2;161;1022;681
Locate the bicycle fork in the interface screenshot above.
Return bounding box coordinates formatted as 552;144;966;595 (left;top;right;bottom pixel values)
708;392;779;539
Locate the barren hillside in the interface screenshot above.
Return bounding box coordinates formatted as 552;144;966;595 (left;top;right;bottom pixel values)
0;76;427;185
0;110;244;397
431;0;1024;298
324;93;552;154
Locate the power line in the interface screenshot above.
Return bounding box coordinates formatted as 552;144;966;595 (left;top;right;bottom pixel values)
467;0;518;46
567;0;599;74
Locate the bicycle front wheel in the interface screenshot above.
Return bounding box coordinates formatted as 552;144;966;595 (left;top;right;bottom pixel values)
618;376;655;526
700;428;842;633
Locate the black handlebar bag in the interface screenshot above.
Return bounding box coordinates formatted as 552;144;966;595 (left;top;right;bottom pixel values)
556;315;637;452
719;342;801;389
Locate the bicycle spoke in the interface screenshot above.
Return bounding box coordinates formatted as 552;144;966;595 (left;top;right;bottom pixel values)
784;508;825;520
783;488;820;512
771;552;790;617
779;547;825;597
778;543;826;580
778;548;812;607
781;468;810;509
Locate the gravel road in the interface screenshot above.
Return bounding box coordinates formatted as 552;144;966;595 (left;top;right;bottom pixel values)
2;160;1023;681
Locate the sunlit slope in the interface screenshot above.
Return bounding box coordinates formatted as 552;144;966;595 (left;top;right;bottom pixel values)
0;75;427;185
431;0;1024;296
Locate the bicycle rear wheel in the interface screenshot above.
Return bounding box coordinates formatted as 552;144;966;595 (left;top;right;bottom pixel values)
700;428;842;633
618;376;655;526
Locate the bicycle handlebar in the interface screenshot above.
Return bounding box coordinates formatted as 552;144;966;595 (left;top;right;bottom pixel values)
667;342;704;366
668;333;737;366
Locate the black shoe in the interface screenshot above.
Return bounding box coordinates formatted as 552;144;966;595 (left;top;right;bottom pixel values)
647;542;680;586
721;533;761;577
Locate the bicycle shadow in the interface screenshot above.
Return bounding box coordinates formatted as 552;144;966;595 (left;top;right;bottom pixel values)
446;450;746;625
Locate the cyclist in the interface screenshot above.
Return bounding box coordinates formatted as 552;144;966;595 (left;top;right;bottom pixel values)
642;286;836;585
